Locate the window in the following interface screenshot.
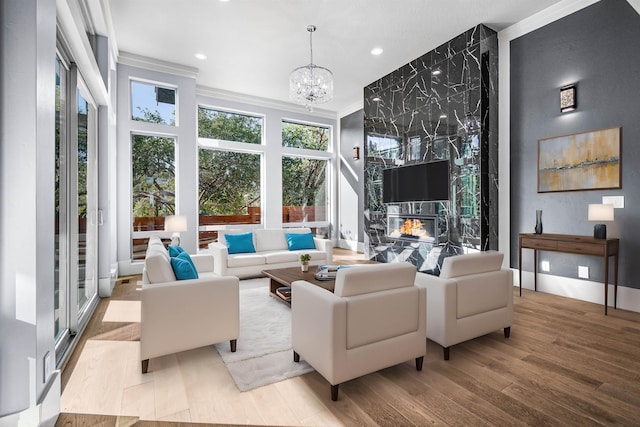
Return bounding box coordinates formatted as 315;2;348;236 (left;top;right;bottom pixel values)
282;157;328;224
198;107;262;144
281;121;330;227
282;121;328;150
197;107;264;248
131;80;176;125
131;134;175;259
198;149;261;247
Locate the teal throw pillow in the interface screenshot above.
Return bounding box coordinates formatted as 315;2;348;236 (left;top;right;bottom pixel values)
167;245;185;257
170;252;199;280
286;232;316;251
225;232;256;254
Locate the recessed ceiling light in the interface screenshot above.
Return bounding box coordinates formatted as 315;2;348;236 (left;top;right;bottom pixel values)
439;114;447;119
219;0;230;2
432;69;442;76
371;47;383;56
372;97;381;102
194;53;207;60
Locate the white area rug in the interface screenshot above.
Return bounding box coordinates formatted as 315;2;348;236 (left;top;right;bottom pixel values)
214;278;314;392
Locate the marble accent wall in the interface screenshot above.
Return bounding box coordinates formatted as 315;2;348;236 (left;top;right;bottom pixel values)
363;24;498;268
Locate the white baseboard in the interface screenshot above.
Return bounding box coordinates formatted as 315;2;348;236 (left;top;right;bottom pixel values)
513;269;640;313
117;259;144;276
98;263;118;297
0;370;60;427
337;239;365;253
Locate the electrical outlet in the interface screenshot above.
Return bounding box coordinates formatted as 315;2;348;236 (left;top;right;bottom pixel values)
602;195;624;209
541;260;550;272
578;266;589;279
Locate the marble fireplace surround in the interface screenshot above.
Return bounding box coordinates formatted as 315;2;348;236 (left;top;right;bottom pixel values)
363;24;499;270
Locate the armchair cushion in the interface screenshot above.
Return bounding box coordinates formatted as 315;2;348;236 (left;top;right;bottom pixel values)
285;232;316;251
168;245;185;257
335;263;416;297
170;252;199;280
145;251;176;283
440;250;504;279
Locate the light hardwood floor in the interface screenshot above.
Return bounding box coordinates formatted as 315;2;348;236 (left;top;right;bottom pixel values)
57;248;640;426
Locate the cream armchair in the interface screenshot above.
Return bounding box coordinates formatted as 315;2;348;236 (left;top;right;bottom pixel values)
291;262;426;401
415;250;513;360
141;237;240;373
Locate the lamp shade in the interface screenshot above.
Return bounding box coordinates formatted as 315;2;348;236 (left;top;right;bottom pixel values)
588;204;614;222
165;215;187;232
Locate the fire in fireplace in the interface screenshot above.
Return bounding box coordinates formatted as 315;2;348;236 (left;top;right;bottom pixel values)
387;213;438;244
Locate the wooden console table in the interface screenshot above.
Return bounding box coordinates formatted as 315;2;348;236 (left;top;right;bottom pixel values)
518;233;619;315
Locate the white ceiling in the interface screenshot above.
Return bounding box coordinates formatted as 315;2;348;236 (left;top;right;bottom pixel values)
105;0;564;115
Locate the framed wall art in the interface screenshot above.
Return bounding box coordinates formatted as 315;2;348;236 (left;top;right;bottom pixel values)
537;126;621;193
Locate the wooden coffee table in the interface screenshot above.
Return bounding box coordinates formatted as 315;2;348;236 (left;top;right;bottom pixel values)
262;266;335;306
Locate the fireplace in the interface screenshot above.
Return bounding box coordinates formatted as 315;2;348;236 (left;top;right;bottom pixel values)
387;213;438;244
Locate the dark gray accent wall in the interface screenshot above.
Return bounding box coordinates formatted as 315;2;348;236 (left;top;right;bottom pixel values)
363;25;499;267
510;0;640;289
340;110;365;242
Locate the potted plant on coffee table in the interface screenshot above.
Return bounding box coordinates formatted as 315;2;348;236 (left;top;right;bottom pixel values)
299;253;311;272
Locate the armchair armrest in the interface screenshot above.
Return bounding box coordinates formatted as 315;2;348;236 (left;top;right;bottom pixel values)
291;280;345;384
190;253;215;273
141;275;239;360
414;272;457;347
313;237;333;263
209;242;229;276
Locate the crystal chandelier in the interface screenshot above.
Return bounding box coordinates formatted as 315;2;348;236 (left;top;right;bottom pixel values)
289;25;333;110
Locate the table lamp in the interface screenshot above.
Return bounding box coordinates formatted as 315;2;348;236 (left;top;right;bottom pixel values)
165;215;187;246
588;204;614;239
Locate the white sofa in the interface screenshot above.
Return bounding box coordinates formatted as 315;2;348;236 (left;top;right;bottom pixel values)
415;250;513;360
209;227;333;279
141;237;240;373
291;262;426;401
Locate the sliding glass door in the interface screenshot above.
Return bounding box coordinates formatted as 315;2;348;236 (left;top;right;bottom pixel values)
75;87;98;319
54;51;99;362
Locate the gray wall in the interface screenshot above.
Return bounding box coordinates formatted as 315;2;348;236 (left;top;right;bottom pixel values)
510;0;640;288
339;110;365;243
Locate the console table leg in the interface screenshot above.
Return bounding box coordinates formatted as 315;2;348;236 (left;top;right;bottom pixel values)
604;254;609;315
614;253;619;310
533;250;537;292
518;245;523;297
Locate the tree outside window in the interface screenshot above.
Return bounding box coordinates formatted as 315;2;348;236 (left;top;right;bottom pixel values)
131;134;175;230
282;121;329;225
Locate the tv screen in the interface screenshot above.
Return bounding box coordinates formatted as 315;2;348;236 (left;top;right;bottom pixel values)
383;160;450;203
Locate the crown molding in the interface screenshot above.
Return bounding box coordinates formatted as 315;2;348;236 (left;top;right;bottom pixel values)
118;52;198;79
337;101;364;119
499;0;600;40
628;0;640;15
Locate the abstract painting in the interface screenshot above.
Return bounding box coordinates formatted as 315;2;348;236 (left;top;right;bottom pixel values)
538;127;621;192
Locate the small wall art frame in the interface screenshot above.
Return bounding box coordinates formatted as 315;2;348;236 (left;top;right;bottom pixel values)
537;126;621;193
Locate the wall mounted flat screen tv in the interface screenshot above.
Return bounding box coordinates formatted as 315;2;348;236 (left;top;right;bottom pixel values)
383;160;450;203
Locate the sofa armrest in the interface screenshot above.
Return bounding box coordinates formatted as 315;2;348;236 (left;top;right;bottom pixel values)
414;272;457;347
209;242;229;276
291;280;346;384
141;275;239;360
190;253;215;273
314;237;333;263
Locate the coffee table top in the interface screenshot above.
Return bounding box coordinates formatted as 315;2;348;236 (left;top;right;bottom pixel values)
262;266;335;292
